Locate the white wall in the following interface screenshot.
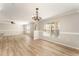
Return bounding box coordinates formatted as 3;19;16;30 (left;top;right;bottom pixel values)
41;13;79;49
59;13;79;33
59;13;79;49
0;23;23;36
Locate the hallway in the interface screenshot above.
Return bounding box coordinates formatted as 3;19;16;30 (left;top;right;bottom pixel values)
0;35;79;56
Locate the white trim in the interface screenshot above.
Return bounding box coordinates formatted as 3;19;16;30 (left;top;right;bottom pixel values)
43;38;79;50
60;32;79;35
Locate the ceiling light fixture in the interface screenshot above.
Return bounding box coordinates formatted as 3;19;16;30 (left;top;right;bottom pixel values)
32;8;42;22
11;20;15;24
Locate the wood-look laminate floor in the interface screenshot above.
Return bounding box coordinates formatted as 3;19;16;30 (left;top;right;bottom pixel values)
0;35;79;56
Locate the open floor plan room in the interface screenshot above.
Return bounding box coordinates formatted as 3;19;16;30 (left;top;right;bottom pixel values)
0;3;79;56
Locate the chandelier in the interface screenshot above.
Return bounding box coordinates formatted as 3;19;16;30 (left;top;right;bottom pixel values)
32;8;42;22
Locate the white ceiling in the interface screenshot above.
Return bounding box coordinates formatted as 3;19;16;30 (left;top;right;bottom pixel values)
0;3;79;24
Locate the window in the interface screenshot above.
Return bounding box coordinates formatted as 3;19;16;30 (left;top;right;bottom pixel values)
43;22;59;37
26;24;30;33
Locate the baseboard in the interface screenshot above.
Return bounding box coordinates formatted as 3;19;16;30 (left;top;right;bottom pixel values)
42;38;79;51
